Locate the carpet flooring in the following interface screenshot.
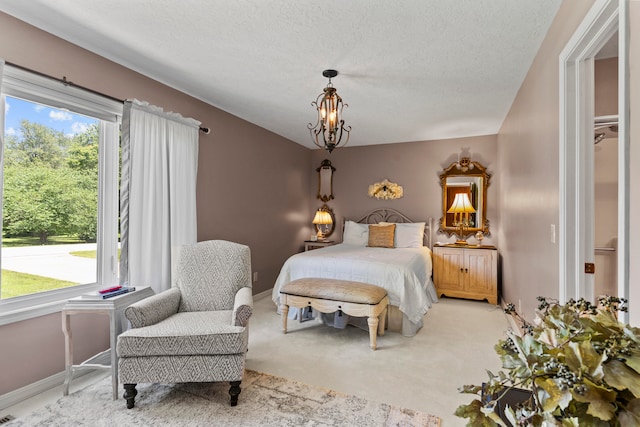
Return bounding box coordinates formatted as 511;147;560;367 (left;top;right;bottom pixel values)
6;370;440;427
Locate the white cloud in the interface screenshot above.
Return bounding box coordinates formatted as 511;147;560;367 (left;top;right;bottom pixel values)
5;101;10;114
34;105;45;112
50;110;73;121
6;127;17;136
71;122;90;134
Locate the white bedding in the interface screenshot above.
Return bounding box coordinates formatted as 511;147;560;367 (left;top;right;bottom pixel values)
271;243;438;335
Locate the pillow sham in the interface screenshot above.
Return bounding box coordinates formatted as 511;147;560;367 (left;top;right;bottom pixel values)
342;220;369;246
380;222;425;248
367;224;396;248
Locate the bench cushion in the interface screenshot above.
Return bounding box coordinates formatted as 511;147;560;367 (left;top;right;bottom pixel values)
281;278;387;305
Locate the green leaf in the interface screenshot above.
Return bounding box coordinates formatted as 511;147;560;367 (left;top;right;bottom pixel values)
564;341;606;380
571;378;616;421
536;377;572;411
623;351;640;375
454;399;501;426
603;360;640;397
619;398;640;427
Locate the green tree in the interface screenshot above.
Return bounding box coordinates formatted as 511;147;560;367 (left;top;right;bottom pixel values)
3;164;96;243
5;120;68;167
67;123;99;172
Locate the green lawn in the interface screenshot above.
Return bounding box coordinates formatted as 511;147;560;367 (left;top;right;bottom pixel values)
2;235;89;247
70;249;120;259
2;270;77;299
1;235;119;298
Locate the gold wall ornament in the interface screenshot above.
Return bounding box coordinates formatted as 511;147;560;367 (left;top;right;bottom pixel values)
368;179;403;200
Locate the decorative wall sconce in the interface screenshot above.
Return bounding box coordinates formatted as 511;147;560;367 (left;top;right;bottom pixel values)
312;205;335;240
368;179;403;200
308;69;351;153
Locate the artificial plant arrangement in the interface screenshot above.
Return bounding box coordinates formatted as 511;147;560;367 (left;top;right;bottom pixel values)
456;296;640;426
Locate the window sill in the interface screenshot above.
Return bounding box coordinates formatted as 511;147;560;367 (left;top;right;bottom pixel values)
0;283;99;326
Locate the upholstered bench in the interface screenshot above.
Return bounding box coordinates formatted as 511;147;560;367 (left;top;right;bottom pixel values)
280;278;389;350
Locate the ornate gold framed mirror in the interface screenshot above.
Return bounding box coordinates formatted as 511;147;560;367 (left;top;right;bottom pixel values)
438;157;491;238
317;159;335;202
312;204;335;239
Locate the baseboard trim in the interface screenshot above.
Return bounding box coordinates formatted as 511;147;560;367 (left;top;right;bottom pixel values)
253;288;273;301
0;371;66;411
0;352;110;411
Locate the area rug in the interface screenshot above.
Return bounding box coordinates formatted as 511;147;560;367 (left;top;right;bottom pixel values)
7;370;440;426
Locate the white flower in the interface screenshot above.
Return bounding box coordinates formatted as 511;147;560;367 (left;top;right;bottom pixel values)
368;179;403;200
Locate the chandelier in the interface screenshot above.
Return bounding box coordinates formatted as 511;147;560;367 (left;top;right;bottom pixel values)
308;69;351;153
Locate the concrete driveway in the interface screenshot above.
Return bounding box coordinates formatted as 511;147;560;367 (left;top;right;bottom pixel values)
2;243;98;284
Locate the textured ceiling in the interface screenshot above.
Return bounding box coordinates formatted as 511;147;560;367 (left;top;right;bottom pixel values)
0;1;563;149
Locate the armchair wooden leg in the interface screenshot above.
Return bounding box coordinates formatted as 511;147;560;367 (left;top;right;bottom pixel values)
229;380;242;406
123;383;137;409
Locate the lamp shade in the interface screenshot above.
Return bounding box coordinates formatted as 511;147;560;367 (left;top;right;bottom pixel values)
447;192;476;214
312;209;333;225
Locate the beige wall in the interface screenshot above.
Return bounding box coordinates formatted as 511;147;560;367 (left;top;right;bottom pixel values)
310;135;498;247
0;12;311;395
497;0;596;319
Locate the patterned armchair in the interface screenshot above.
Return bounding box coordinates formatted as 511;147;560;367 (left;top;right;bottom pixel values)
116;240;253;408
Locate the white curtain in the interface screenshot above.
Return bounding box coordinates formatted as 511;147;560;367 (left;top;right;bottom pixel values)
120;99;199;293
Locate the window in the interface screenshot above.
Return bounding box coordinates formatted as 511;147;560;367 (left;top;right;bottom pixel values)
0;63;122;323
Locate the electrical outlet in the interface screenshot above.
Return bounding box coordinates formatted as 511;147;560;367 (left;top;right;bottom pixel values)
550;224;556;244
518;299;522;314
253;272;258;283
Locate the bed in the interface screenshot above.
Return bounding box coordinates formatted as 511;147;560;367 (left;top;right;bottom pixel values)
271;208;438;337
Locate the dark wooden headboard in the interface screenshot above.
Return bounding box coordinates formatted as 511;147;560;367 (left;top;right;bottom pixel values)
344;208;434;249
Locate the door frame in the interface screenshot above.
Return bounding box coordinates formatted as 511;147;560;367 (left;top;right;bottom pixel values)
559;0;629;322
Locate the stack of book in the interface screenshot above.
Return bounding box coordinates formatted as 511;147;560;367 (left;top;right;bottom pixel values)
83;285;136;300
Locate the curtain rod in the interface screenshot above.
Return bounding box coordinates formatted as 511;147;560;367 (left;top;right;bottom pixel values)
5;61;210;134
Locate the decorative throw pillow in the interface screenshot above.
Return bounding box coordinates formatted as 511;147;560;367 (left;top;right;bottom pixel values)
380;222;425;248
343;221;369;246
367;224;396;248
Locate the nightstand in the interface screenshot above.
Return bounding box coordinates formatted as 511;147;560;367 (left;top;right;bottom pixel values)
432;244;498;305
304;240;334;251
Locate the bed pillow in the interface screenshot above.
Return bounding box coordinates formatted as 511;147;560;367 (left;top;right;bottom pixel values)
367;224;396;248
380;222;425;248
342;221;369;246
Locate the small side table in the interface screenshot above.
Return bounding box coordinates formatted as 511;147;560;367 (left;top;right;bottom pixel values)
62;287;154;400
304;240;334;251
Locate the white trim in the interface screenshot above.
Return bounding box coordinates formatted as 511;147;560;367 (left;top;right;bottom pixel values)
617;0;630;324
3;65;121;122
0;371;67;411
0;356;109;411
253;288;273;301
0;63;124;322
559;0;628;321
0;283;98;326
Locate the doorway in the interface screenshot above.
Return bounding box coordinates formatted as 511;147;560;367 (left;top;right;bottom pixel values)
559;0;629;322
594;114;618;298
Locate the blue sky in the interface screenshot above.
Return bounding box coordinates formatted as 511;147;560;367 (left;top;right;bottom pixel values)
4;96;98;139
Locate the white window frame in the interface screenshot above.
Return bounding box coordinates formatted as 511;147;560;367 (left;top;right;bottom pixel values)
0;63;122;325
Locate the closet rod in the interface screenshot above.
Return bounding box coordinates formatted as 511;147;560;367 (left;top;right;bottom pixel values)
5;61;210;134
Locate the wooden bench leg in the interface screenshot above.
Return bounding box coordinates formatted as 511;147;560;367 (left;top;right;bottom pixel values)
281;304;289;333
367;316;379;350
378;306;387;336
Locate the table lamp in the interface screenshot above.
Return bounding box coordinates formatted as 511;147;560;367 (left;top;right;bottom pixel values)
447;192;476;245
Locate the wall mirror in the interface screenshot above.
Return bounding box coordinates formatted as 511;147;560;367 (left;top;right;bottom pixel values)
439;157;491;237
317;159;335;202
